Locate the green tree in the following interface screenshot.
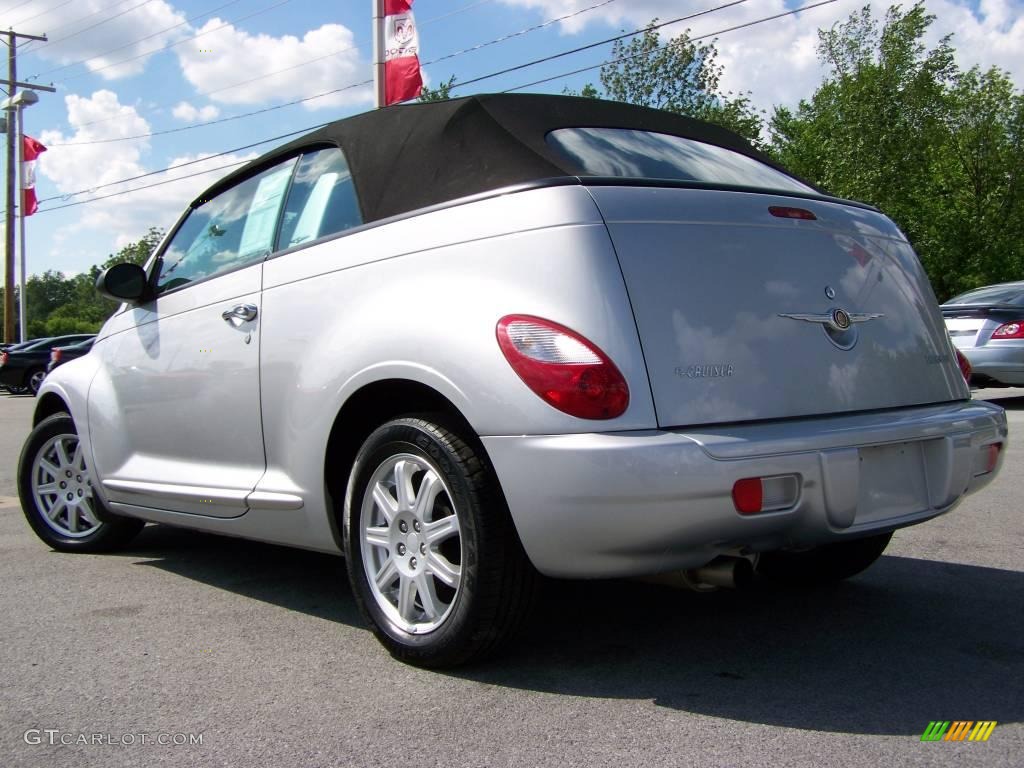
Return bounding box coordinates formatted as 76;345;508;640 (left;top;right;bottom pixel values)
418;76;456;102
571;22;763;145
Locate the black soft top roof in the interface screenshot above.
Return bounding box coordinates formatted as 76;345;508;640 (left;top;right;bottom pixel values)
204;93;798;224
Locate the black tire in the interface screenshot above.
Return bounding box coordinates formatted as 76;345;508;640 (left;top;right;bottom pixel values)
18;413;144;553
26;368;46;396
343;416;537;668
757;531;893;584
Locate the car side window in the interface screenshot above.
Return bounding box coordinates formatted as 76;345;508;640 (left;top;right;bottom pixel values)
276;147;362;251
156;158;297;294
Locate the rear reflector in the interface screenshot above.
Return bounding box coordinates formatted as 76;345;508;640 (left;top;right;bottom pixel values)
768;206;817;220
496;315;629;420
732;475;800;514
992;321;1024;339
985;443;1002;475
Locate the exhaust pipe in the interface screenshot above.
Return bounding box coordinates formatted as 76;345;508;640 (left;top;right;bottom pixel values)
639;556;754;591
689;556;754;590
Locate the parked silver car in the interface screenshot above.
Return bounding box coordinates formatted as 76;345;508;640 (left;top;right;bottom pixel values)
19;95;1007;667
942;281;1024;387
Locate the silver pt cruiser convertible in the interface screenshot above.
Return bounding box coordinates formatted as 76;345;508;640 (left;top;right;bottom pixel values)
20;94;1007;667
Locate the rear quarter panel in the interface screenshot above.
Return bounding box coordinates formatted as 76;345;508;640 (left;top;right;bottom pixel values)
257;185;655;545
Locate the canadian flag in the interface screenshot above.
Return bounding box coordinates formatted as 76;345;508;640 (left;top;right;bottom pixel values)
22;135;47;217
383;0;422;105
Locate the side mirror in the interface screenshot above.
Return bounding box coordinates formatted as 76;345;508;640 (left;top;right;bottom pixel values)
96;263;150;304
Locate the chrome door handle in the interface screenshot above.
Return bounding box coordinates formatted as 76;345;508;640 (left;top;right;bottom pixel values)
222;304;258;324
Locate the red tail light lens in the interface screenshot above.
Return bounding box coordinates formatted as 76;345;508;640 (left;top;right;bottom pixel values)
992;321;1024;339
0;351;7;365
51;349;62;363
496;315;629;419
955;348;972;382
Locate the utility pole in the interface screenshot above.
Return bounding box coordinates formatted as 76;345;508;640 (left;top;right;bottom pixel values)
2;29;54;344
372;0;385;109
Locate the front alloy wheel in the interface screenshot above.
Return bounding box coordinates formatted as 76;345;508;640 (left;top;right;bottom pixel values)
344;417;536;668
19;413;143;552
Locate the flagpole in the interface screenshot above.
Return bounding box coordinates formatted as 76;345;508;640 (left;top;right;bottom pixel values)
16;106;26;343
373;0;385;109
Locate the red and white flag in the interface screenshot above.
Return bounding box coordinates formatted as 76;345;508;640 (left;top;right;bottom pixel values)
22;135;47;217
383;0;422;105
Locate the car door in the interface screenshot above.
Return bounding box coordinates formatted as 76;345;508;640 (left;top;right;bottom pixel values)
91;158;296;518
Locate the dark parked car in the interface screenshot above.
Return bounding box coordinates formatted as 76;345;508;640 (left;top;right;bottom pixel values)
0;334;95;395
943;281;1024;387
1;337;52;354
47;337;95;375
0;339;54;392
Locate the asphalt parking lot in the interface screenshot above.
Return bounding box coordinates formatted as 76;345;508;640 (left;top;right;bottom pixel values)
1;389;1021;767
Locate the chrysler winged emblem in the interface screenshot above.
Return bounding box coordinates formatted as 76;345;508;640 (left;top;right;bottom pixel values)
778;308;884;332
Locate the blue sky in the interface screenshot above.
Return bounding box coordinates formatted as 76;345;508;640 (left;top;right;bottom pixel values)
1;0;1021;277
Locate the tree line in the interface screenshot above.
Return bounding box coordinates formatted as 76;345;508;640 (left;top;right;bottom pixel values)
0;228;161;339
9;2;1020;340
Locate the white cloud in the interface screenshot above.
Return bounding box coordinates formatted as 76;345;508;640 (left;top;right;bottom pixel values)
38;90;257;260
22;0;188;81
175;20;372;109
498;0;1024;110
172;101;221;122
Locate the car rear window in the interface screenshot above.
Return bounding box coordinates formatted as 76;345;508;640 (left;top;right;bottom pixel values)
945;285;1024;306
546;127;814;193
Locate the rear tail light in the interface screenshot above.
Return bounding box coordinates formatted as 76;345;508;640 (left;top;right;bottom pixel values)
496;315;629;419
0;351;7;365
732;475;800;514
955;348;972;383
51;349;62;363
992;321;1024;339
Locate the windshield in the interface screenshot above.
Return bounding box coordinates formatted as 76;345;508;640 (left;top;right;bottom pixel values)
546;127;814;193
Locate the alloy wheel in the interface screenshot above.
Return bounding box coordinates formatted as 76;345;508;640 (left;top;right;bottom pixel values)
359;453;464;634
31;434;101;538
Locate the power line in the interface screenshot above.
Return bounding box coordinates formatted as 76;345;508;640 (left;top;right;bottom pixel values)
47;77;371;146
25;0;159;57
37;124;323;204
26;0;247;82
36;159;252;213
0;0;35;16
503;0;838;93
447;0;749;93
11;0;77;27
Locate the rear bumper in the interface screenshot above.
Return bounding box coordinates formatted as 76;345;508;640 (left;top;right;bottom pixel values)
483;400;1007;578
960;343;1024;385
0;365;26;388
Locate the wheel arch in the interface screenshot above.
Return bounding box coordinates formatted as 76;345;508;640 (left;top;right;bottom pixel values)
322;378;508;545
34;391;71;426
